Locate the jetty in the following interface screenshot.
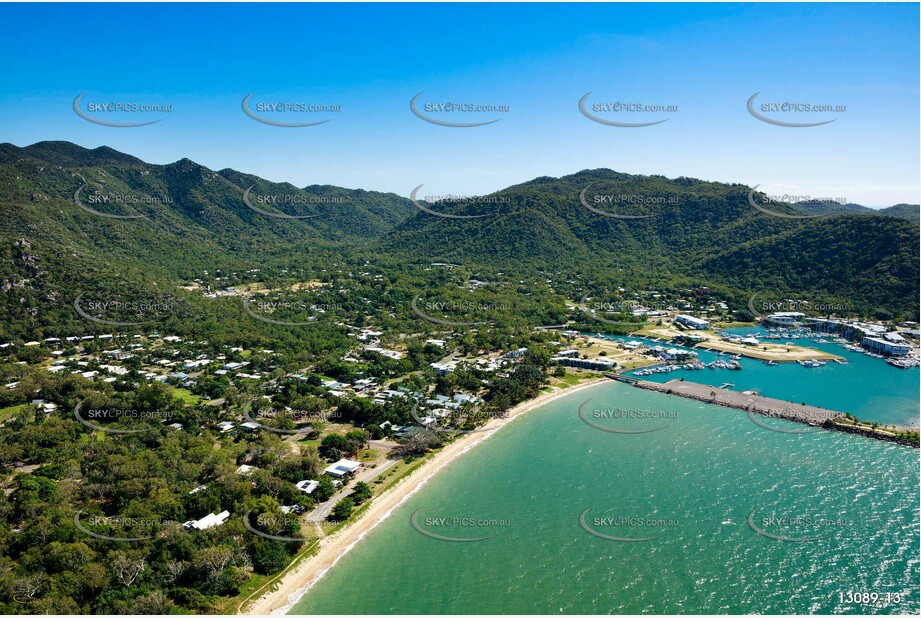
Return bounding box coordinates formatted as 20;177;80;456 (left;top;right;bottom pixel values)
635;379;843;423
618;377;917;447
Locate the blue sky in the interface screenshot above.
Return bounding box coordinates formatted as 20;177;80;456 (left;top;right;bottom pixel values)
0;3;918;205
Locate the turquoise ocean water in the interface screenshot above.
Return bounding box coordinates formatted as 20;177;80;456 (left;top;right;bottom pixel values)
290;380;919;614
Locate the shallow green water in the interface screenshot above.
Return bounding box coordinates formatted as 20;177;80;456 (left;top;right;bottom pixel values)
290;382;919;614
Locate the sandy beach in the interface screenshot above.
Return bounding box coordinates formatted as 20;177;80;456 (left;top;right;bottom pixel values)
241;377;609;615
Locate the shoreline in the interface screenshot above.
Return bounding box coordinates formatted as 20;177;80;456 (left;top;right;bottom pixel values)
241;377;609;615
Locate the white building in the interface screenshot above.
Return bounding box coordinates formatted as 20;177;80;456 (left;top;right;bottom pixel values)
552;356;615;371
861;337;911;356
674;314;709;330
324;458;361;478
236;464;259;476
185;510;230;531
430;362;456;376
295;479;320;494
765;312;805;326
217;421;235;433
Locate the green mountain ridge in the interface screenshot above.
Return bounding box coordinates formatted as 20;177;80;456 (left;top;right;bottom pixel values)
379;168;919;316
791;198;920;222
1;141;918;339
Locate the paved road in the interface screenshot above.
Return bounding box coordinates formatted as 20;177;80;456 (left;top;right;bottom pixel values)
305;442;401;524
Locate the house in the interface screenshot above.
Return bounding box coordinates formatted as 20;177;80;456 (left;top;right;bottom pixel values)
324;458;361;478
236;464;259;476
217;421;235;433
364;345;404;359
352;378;375;391
674;314;709;330
557;349;580;358
184;510;230;531
505;347;528;358
183;359;211;369
430;362;456;376
452;393;479;405
240;421;260;432
295;479;320;494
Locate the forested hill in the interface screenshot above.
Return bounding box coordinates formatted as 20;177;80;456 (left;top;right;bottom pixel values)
790;199;920;222
0;141;417;339
1;142;918;333
0;140;415;273
879;203;920;224
378;168;920;314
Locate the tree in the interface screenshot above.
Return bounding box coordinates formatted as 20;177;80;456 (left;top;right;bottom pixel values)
13;573;45;602
193;546;233;576
350;481;372;504
111;553;146;587
396;428;442;457
132;590;176;614
329;497;355;521
319;434;349;460
315;475;336;502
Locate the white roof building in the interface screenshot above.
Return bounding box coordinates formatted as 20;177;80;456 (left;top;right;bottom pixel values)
324;458;361;478
217;421;235;433
186;510;230;531
295;479;320;494
675;314;709;329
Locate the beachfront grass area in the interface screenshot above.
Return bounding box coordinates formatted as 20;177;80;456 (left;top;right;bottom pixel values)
548;370;604;388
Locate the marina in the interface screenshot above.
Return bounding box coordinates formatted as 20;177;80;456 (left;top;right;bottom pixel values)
596;327;919;428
